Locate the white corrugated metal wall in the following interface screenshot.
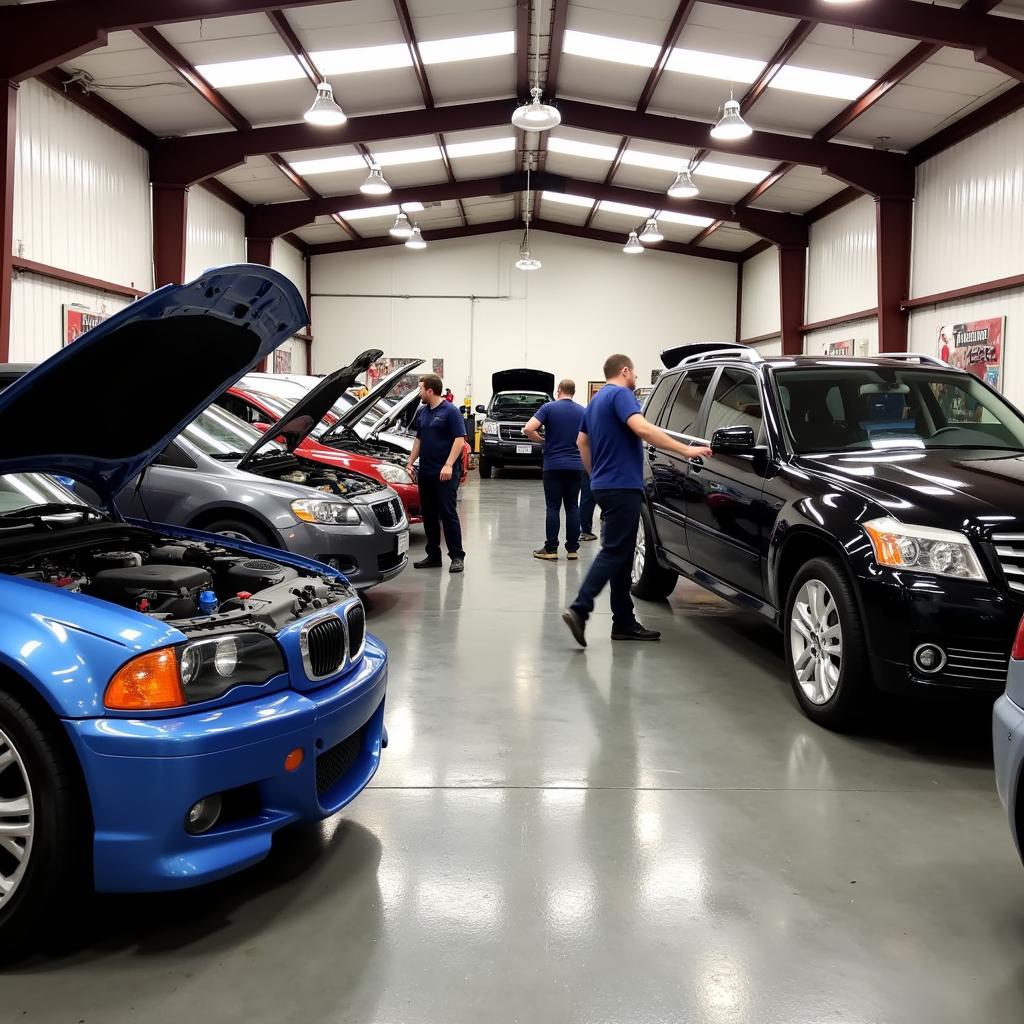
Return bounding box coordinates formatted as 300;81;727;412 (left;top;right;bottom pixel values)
270;238;309;372
10;80;152;361
739;246;780;342
184;186;246;282
804;319;880;357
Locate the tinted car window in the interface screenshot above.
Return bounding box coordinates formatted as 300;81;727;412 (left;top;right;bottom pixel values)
664;368;715;436
644;373;677;424
705;368;764;442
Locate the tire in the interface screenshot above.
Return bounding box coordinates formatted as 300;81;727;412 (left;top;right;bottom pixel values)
0;687;89;962
783;557;872;730
630;507;678;600
478;458;492;479
200;517;275;547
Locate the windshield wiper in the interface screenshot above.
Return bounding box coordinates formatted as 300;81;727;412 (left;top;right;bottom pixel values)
0;502;103;521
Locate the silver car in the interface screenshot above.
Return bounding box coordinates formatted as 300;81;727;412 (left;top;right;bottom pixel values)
994;621;1024;865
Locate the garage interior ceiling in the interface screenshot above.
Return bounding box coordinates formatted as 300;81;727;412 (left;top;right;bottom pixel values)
16;0;1024;260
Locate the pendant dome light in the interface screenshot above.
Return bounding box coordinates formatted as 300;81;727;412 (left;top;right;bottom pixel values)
405;225;427;250
623;231;643;254
667;168;699;199
304;81;347;126
515;163;543;270
639;217;663;244
360;164;391;195
511;0;560;132
389;211;414;238
711;96;752;141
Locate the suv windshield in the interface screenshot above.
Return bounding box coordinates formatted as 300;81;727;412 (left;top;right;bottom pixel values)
775;366;1024;454
492;392;548;417
181;405;285;460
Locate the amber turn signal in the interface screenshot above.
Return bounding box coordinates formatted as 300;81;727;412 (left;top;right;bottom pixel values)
284;747;304;773
105;647;185;710
862;521;905;567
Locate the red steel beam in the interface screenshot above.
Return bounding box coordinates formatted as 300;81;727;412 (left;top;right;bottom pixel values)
516;0;531;99
0;0;346;81
11;256;146;299
530;0;569;224
778;246;807;356
152;184;188;287
309;220;522;255
912;83;1024;166
876;197;913;352
537;219;739;263
636;0;698;115
266;10;321;88
0;83;17;360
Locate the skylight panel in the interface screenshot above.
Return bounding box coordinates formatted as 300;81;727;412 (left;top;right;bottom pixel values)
658;210;714;228
542;192;595;208
339;203;425;220
563;30;659;68
694;161;769;185
374;146;444;167
446;137;516;159
419;32;515;65
772;65;875;101
665;47;763;84
620;150;683;174
546;137;620;162
598;200;654;219
290;154;369;176
312;43;413;77
198;55;304;88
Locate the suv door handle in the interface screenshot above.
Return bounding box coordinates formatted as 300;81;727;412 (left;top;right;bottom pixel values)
689;456;704;471
646;444;657;460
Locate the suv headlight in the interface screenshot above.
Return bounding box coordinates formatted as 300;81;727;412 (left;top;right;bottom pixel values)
481;420;498;435
178;633;286;702
376;463;413;485
863;517;986;581
291;498;361;525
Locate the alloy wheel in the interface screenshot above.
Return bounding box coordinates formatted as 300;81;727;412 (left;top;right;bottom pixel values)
0;727;34;907
790;579;844;705
632;519;646;585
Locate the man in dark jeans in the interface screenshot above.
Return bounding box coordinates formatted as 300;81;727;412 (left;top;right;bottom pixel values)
524;378;585;561
406;373;467;574
579;473;597;542
562;354;712;647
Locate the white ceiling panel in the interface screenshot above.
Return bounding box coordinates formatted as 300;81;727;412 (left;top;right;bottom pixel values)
658;221;701;244
294;222;350;244
280;1;407;49
408;0;515;40
702;225;760;252
539;195;592;227
682;4;799;61
466;196;515;221
566;1;691;46
747;165;846;215
217;156;307;204
425;57;516;106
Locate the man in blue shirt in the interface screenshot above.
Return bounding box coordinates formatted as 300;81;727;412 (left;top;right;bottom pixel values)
524;378;585;561
562;354;712;646
406;373;468;573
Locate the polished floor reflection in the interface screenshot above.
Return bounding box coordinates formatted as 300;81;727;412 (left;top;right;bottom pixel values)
4;476;1024;1023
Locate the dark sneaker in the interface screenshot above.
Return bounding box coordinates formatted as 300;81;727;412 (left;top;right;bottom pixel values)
414;556;443;569
579;532;598;542
562;608;587;648
534;549;558;561
566;551;579;560
449;558;465;574
611;623;661;641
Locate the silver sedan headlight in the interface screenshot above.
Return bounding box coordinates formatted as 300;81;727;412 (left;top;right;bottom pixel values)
863;517;986;581
291;498;361;526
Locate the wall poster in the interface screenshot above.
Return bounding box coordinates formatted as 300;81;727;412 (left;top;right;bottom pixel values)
63;304;108;346
588;381;605;403
823;338;868;357
938;317;1005;391
273;347;292;374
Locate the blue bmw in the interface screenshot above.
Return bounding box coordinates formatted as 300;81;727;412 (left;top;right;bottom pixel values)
0;266;387;957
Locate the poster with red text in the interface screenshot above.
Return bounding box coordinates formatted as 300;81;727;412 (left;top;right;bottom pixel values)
937;317;1004;390
63;305;108;346
273;348;292;374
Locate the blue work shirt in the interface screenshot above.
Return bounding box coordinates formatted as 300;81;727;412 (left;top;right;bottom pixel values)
415;400;467;478
581;384;643;491
534;398;585;471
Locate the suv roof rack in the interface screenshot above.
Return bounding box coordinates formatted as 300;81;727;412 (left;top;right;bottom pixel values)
660;342;762;369
875;352;949;368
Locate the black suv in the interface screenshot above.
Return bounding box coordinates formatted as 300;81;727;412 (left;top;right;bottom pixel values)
635;343;1024;729
475;368;554;478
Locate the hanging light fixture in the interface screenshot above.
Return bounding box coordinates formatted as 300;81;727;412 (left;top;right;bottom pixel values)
639;217;663;244
710;96;752;141
623;231;644;255
303;80;347;126
515;162;543;270
511;0;560;132
360;164;391;195
389;211;413;238
405;225;427;250
667;168;699;199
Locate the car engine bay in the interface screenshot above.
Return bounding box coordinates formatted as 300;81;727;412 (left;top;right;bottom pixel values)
2;525;354;632
248;455;387;495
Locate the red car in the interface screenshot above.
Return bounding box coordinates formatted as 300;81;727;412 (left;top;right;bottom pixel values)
218;353;469;525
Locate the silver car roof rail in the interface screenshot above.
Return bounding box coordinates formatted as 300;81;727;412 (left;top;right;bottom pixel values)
876;352;949;368
677;347;763;367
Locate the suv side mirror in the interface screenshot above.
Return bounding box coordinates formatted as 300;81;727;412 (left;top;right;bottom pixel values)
711;425;756;454
475;404;487;415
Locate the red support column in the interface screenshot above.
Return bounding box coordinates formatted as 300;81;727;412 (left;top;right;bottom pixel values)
778;245;806;356
735;260;744;343
0;82;18;362
246;236;273;266
152;184;188;287
876;196;913;352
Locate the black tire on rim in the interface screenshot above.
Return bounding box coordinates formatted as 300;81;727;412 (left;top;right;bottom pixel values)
478;458;492;479
201;517;275;547
0;687;89;962
630;507;678;600
783;556;872;730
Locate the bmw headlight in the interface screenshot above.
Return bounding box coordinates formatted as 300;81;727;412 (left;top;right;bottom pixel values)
377;463;413;485
863;517;986;581
291;498;361;525
178;633;285;702
481;420;498;435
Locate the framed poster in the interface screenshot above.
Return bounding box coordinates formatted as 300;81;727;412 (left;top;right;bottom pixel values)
938;317;1005;390
824;338;868;357
63;304;108;346
588;381;605;403
273;347;292;374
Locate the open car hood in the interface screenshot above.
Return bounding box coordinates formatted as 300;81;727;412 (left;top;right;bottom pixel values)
236;348;382;471
491;368;555;395
368;388;422;438
0;264;306;505
322;357;425;441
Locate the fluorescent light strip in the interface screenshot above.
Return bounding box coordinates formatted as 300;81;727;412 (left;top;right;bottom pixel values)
290;153;368;176
564;29;875;102
198;32;514;89
446;137;516;159
542;191;594;208
375;146;444;168
694;160;768;185
598;200;654;219
292;137;515;177
339;202;425;220
658;210;714;228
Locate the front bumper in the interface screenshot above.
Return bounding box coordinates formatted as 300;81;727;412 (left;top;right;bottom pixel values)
858;572;1020;695
66;635;388;893
390;480;422;523
994;694;1024;865
480;436;543;465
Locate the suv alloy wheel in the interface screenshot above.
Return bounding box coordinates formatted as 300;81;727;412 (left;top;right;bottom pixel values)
784;557;872;729
631;508;679;600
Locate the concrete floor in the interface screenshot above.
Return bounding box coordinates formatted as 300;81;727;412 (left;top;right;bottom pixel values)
5;475;1024;1023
